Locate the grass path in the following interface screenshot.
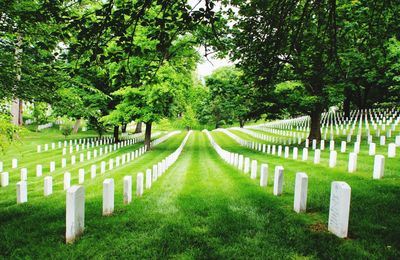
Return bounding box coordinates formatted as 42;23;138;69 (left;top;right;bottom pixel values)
0;131;399;258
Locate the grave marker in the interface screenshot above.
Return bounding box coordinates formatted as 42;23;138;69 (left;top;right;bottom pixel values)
373;155;385;179
44;176;53;196
137;173;144;197
103;179;114;216
123;176;132;204
294;172;308;213
260;164;268;187
273;166;284;196
66;186;85;244
16;181;27;203
328;181;351;238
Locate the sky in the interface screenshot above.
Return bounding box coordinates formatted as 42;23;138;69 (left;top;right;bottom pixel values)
195;47;233;80
188;0;234;80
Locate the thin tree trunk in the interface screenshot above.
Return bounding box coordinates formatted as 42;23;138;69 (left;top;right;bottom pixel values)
239;119;245;128
113;125;119;143
134;122;142;133
343;96;350;119
11;33;23;126
121;123;127;133
308;107;322;141
73;118;81;133
144;122;152;151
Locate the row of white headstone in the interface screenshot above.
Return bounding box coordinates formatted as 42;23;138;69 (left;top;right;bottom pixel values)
216;129;395;178
246;108;399;142
252;108;398;133
66;130;192;244
3;131;182;203
36;131;157;154
204;129;352;238
0;132;165;187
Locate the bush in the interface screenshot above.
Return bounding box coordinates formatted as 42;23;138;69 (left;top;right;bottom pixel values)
60;122;73;139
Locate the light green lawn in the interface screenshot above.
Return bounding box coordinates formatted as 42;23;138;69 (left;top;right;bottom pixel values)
0;130;399;258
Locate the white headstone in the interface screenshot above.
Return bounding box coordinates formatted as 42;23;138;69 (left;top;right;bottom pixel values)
103;178;114;216
353;142;360;154
137;173;144;197
146;169;152;189
244;157;250;174
348;152;357;173
64;172;71;190
388;143;396;158
329;151;337;168
369;143;376;156
66;185;85;244
396;136;400;146
320;140;325;150
36;164;42;177
302;148;308;161
292;147;298;160
380;136;386;146
284;146;289;158
314;149;321;164
91;165;96;179
44;176;53;196
50;161;56;173
101;161;106;174
12;158;18;169
250;160;257;179
328;181;351;238
340;141;346;153
79;153;84;163
273;166;284;196
329;140;335;151
277;145;282;156
20;168;27;181
79;169;85;184
373;155;385;180
109;159;114;170
62;158;67;168
260;164;268;187
123;176;132;204
294;172;308;213
71;155;76;165
16;181;27;203
238;155;244;171
153;165;158;181
1;172;9;187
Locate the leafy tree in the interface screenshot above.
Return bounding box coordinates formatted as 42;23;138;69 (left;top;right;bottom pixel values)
198;66;255;128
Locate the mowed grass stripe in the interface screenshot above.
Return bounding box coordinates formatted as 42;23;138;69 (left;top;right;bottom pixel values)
211;130;400;258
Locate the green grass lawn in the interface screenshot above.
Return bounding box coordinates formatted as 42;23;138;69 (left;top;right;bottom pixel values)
0;130;399;258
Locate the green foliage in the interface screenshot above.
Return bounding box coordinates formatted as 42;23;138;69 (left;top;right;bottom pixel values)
59;120;73;139
32;102;49;125
0;114;22;153
198;66;255;128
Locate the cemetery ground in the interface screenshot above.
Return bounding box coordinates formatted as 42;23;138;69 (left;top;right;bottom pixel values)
1;129;400;258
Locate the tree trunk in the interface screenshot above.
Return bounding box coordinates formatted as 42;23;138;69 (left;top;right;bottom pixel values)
343;96;350;119
113;125;119;143
11;99;23;125
121;123;127;133
73;118;81;133
308;107;322;141
144;122;152;151
11;33;23;126
239;119;245;128
134;122;142;133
